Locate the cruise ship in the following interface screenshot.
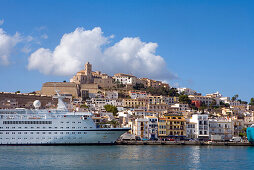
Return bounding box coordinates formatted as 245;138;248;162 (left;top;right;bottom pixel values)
0;92;130;145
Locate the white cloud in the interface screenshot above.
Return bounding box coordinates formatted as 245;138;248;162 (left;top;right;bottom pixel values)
28;27;176;81
41;34;48;39
26;35;33;42
0;19;4;26
0;28;21;65
21;46;32;54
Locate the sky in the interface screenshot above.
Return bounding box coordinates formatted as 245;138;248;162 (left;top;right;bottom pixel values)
0;0;254;101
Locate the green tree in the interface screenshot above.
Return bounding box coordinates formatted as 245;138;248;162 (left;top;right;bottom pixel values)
179;95;191;104
199;102;207;113
108;119;119;128
80;104;89;109
168;88;180;97
15;91;21;93
133;83;145;90
104;105;118;116
232;94;239;101
250;98;254;105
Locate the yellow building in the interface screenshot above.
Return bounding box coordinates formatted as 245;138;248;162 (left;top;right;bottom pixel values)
158;114;186;139
122;98;148;108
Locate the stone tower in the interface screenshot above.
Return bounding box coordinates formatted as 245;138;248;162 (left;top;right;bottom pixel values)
85;62;93;83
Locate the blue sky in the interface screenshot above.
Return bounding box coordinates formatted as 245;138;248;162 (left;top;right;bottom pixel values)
0;0;254;101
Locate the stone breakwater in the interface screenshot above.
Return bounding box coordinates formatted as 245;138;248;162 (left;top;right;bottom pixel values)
116;140;253;146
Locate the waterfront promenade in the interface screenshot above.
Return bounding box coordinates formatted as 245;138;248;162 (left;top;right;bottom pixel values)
116;140;252;146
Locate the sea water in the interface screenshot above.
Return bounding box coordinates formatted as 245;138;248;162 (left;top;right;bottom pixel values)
0;145;253;169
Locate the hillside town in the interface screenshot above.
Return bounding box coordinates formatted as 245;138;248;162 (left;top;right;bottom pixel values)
1;62;254;142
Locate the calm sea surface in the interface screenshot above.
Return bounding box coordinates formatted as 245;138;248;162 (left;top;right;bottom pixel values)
0;145;254;170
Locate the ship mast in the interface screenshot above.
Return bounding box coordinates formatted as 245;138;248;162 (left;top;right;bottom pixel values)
53;90;68;111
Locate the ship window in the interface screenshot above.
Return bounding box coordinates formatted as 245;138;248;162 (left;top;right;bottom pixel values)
61;127;63;129
72;127;75;129
30;132;33;134
24;132;27;134
25;127;27;128
43;127;46;129
66;132;69;134
31;127;34;129
6;132;9;134
0;132;2;134
60;122;64;123
72;122;75;123
66;122;69;123
72;132;75;134
18;132;21;134
78;122;81;123
37;132;39;134
84;132;87;134
37;127;40;129
12;127;15;129
54;132;57;134
18;127;21;129
49;127;52;129
12;132;15;134
49;132;51;134
66;127;69;129
42;132;45;134
78;132;81;134
60;132;63;134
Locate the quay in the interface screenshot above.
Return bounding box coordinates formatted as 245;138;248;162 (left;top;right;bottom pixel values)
116;140;253;146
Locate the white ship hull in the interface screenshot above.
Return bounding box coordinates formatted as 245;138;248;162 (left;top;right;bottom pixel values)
0;128;129;145
0;110;129;145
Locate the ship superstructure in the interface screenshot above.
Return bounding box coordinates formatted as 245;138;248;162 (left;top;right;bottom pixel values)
0;92;129;145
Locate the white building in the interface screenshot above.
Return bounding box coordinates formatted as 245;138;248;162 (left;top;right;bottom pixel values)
129;91;147;99
133;118;149;139
189;95;214;106
145;116;158;139
186;121;196;139
105;91;118;99
113;73;138;85
177;88;197;95
209;118;234;141
189;114;209;139
171;104;190;111
220;97;245;107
